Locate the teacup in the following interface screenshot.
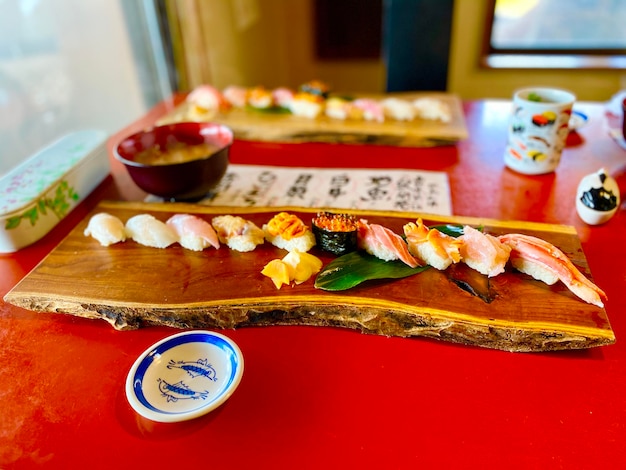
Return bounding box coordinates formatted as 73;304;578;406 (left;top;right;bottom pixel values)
504;87;576;175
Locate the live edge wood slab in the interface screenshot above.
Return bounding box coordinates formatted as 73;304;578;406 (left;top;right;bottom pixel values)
4;201;615;353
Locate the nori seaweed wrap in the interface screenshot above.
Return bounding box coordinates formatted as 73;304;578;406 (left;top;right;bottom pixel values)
312;211;358;255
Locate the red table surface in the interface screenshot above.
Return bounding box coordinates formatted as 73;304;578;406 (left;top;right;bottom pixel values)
1;98;625;469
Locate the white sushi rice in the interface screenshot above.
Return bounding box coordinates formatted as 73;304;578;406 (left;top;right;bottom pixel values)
510;257;559;285
409;243;453;271
84;212;127;246
263;227;316;252
125;214;178;249
212;215;265;252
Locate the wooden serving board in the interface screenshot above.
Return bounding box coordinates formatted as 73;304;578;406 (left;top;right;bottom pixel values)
4;201;615;352
157;92;468;147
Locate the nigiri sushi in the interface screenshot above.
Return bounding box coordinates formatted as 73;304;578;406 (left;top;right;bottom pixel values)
272;87;295;108
223;85;248;108
352;98;385;123
498;233;607;307
125;214;178;248
403;218;461;270
166;214;220;251
263;212;316;252
211;215;264;252
413;97;451;123
247;86;273;109
289;92;324;119
459;225;510;277
357;219;418;268
382;98;415;122
186;85;230;116
324;97;363;121
84;212;127;246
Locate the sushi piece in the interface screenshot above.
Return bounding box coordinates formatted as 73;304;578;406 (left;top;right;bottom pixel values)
261;250;323;289
272;87;295;108
247;86;273;109
299;79;331;98
382;98;415;122
458;225;510;277
166;214;220;251
311;211;358;255
324;97;363;121
403;218;462;270
352;98;385;123
413;97;451;123
186;85;230;116
211;215;264;252
125;214;178;249
357;219;418;268
263;212;316;252
84;212;127;246
288;92;324;119
223;85;248;108
498;233;607;307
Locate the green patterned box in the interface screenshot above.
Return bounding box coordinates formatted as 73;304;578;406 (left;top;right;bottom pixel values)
0;130;109;252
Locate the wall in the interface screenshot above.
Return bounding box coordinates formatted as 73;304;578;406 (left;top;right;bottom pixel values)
448;0;626;101
172;0;625;101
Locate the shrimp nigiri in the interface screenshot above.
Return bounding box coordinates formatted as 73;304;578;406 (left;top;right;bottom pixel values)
357;220;419;268
403;218;462;270
459;225;511;277
166;214;220;251
498;233;607;308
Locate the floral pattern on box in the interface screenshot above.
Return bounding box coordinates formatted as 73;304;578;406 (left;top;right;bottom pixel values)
0;130;107;215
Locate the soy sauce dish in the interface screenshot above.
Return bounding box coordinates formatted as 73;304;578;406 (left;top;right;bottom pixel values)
114;122;233;201
125;330;244;423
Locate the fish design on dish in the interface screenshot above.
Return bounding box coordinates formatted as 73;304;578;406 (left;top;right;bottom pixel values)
167;358;218;381
157;378;209;402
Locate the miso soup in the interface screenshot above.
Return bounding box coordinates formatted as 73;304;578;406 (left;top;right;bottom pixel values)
134;142;221;165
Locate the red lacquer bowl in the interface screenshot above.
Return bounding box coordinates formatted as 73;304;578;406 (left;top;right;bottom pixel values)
114;122;232;201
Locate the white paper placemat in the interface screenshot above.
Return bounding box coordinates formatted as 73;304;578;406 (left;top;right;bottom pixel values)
191;164;452;215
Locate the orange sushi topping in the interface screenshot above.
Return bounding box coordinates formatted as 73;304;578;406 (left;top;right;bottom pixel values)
266;212;308;240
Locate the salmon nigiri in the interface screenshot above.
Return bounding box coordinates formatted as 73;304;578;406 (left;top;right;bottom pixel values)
357;219;419;268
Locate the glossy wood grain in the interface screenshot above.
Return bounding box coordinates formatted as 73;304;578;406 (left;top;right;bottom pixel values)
5;201;613;352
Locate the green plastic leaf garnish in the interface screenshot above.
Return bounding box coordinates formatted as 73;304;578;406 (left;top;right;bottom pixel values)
314;251;428;291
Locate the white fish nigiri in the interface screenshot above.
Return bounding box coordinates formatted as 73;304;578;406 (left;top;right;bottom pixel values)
125;214;178;248
84;212;127;246
166;214;220;251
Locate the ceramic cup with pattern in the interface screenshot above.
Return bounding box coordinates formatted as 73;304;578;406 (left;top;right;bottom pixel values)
504;87;576;175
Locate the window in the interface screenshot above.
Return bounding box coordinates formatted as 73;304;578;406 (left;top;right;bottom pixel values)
482;0;626;69
0;0;172;178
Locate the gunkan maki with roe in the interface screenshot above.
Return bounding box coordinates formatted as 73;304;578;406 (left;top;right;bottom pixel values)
312;211;358;255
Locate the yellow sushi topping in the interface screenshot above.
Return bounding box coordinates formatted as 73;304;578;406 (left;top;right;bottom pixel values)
265;212;309;240
261;250;323;289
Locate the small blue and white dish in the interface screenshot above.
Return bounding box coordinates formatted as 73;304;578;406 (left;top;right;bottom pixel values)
125;330;244;423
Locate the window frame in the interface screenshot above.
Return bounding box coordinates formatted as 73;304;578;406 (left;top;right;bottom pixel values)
480;0;626;70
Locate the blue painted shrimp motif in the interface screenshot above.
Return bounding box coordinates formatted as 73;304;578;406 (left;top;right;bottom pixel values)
157;379;209;402
167;358;218;381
